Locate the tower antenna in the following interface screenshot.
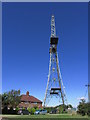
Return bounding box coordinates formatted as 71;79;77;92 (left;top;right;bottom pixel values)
44;15;67;107
51;15;56;37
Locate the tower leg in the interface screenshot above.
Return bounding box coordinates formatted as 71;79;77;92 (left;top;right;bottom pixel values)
55;52;64;105
44;53;52;107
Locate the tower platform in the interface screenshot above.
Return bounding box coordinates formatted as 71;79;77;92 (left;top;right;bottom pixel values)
51;88;61;91
50;37;58;45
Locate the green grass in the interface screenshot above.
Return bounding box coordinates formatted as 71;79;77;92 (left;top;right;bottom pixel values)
1;114;90;120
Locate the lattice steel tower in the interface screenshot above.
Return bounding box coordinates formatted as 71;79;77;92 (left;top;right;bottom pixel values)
44;15;67;107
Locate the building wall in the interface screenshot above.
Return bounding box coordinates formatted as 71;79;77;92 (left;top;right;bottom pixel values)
18;102;42;109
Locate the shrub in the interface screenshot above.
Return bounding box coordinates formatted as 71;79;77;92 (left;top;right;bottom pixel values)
27;107;32;113
34;106;38;109
31;108;35;114
16;107;19;112
22;107;25;110
36;107;39;111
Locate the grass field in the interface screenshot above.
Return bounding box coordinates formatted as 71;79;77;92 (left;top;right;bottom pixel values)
1;114;90;120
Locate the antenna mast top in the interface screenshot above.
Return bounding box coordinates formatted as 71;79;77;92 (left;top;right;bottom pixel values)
50;15;58;45
51;15;56;38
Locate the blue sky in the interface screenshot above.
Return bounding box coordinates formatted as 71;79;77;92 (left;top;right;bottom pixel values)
2;2;88;107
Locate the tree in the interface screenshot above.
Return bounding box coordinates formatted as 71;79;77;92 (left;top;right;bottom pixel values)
67;104;73;109
77;99;90;116
85;102;90;116
2;89;21;109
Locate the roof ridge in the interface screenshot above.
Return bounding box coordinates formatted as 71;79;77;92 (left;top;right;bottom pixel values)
21;94;42;103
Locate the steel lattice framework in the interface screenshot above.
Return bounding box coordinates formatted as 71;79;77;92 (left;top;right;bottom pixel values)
44;15;67;107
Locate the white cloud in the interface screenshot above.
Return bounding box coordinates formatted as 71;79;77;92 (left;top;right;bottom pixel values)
77;96;87;101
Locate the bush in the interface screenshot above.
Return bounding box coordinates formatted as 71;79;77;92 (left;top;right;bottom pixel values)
16;107;19;112
87;111;90;116
34;106;38;109
36;107;39;111
31;108;35;114
22;107;25;110
2;106;8;114
27;107;32;113
27;107;35;115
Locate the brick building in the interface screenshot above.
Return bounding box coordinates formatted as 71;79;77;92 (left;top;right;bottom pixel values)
18;91;42;109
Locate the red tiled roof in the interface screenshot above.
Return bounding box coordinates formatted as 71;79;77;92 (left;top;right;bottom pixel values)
21;95;42;103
